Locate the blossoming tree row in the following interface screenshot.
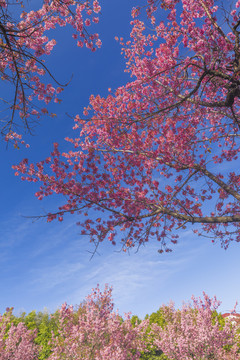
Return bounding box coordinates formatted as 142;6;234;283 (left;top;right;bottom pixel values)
0;285;239;359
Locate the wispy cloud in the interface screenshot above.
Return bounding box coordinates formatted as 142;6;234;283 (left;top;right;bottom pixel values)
30;261;85;289
34;234;202;317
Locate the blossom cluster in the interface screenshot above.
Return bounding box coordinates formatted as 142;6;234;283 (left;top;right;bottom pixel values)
1;0;101;140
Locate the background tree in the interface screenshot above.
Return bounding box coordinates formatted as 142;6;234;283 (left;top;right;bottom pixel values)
14;0;240;252
14;309;60;360
151;293;239;360
49;284;148;360
0;307;38;360
139;309;169;359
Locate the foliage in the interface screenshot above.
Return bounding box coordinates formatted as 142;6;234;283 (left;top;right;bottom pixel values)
140;308;169;359
145;308;167;328
140;350;169;360
131;314;142;327
14;0;240;253
21;310;59;360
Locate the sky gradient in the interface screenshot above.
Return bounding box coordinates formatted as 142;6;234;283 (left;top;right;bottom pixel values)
1;0;240;319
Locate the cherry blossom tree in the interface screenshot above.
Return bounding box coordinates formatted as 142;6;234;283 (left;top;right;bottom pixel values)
150;293;240;360
0;307;38;360
14;0;240;252
48;284;148;360
0;0;101;143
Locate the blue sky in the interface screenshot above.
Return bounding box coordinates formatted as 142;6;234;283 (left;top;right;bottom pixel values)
1;0;240;319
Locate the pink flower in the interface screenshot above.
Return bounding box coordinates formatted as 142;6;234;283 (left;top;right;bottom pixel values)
96;39;102;48
85;18;91;26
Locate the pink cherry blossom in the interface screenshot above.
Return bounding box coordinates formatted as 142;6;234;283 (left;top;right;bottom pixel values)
0;308;38;360
151;293;240;359
14;0;240;252
49;284;148;359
